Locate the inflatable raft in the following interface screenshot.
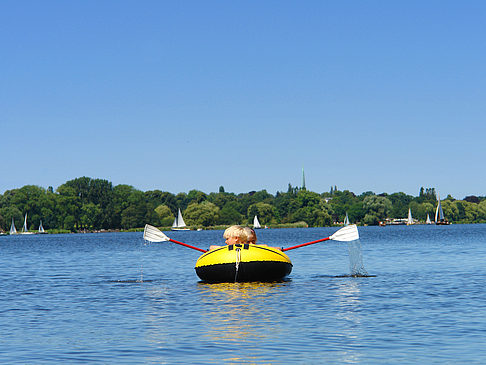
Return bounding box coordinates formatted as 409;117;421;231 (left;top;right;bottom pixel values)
195;243;292;283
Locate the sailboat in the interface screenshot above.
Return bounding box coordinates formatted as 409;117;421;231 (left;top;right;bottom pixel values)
9;218;17;235
426;214;432;224
435;194;450;225
406;208;414;225
21;213;34;234
171;208;190;231
343;212;350;226
38;220;46;234
253;215;261;229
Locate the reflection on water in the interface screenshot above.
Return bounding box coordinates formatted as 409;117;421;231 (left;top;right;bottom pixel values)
333;279;364;364
143;281;293;363
197;282;291;363
141;276;374;364
198;282;288;342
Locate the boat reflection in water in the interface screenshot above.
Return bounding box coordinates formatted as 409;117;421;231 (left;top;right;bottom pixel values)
197;282;289;341
197;281;290;363
142;281;292;363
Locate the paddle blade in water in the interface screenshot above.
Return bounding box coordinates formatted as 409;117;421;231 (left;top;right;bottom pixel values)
143;224;170;242
330;224;359;242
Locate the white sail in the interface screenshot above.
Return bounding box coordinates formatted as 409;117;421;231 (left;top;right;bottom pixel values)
426;214;431;224
176;209;186;227
22;213;28;233
39;220;45;233
20;213;34;234
407;208;413;225
344;212;350;226
9;218;17;235
253;215;261;229
172;208;189;230
435;194;445;223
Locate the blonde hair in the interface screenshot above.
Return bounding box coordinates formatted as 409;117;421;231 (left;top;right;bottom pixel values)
223;225;248;243
243;227;257;244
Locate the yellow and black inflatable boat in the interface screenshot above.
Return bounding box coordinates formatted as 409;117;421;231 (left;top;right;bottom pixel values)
195;243;292;283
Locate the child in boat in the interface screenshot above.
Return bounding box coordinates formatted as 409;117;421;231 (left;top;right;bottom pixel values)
243;227;282;251
209;225;248;250
244;227;258;244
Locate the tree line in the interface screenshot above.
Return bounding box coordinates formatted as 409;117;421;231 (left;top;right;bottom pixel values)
1;177;485;232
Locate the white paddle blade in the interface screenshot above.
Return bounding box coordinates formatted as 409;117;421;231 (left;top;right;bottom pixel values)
143;224;170;242
330;224;359;242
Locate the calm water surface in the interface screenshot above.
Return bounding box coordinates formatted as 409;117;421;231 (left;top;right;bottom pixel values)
1;224;486;364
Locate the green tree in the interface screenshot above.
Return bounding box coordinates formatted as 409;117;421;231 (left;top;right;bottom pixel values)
0;186;49;230
63;215;76;231
314;208;333;226
292;205;333;227
479;201;486;222
208;191;238;210
295;190;321;208
112;185;137;228
0;206;23;231
419;202;435;222
80;203;103;230
318;199;335;225
145;190;177;215
462;201;480;222
174;192;188;213
285;190;324;226
247;202;275;225
291;206;316;226
3;175;486;229
237;190;274;218
408;201;423;221
37;188;58;229
363;195;392;225
218;201;243;225
120;190;147;229
59;177;113;229
274;191;297;223
184;201;219;226
328;190;358;222
387;192;414;218
154;204;175;226
417;187;437;204
187;190;208;205
56;186;81;231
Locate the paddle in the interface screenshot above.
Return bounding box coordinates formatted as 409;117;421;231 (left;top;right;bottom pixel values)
143;224;207;253
282;224;359;252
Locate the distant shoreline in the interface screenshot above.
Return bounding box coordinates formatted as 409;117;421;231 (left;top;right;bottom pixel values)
7;222;486;236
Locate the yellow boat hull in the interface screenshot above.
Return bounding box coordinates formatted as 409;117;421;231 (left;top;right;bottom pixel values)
195;243;292;283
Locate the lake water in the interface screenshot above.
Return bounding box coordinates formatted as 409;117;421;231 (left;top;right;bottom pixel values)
1;224;486;364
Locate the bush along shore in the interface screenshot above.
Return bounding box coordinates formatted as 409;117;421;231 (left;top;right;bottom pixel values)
1;177;485;233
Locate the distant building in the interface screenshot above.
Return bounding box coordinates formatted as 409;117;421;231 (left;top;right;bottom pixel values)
302;167;306;190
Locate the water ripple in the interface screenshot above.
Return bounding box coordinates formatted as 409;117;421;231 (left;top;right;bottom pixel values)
1;226;486;363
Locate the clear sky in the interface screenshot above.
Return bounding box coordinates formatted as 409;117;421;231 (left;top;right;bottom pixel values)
1;1;485;199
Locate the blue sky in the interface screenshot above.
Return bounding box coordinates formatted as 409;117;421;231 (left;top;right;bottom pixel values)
1;1;485;199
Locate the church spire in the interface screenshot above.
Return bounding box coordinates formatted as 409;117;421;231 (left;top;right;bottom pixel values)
302;167;306;190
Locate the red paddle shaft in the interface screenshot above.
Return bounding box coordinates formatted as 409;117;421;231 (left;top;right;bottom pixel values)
169;235;334;253
169;238;207;253
282;237;330;252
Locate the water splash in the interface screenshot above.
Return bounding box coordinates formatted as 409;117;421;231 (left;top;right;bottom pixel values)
347;239;369;276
